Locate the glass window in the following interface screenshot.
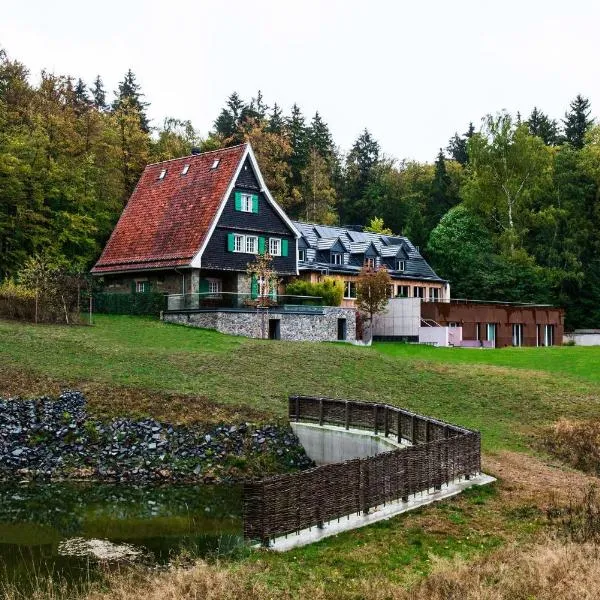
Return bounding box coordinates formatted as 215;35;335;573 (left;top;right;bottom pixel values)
233;234;244;253
429;287;440;301
241;194;253;212
136;281;150;293
158;169;167;180
245;236;258;254
208;279;222;298
181;164;190;175
331;252;342;265
269;238;281;256
344;281;357;299
298;249;306;262
396;260;405;271
512;324;523;347
366;257;375;268
396;285;409;297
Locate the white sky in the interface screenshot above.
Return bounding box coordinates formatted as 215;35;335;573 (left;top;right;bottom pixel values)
2;0;600;162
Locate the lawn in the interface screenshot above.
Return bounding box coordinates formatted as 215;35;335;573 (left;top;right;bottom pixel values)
0;315;599;452
1;314;600;598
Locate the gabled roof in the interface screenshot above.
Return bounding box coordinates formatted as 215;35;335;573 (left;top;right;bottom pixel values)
92;144;299;274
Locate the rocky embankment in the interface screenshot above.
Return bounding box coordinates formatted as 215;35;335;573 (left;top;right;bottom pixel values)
0;391;312;482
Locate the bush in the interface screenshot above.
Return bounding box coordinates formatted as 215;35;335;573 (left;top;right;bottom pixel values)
0;281;36;320
285;278;343;307
540;418;600;475
93;292;167;315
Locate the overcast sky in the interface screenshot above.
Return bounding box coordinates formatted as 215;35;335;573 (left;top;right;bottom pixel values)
2;0;600;162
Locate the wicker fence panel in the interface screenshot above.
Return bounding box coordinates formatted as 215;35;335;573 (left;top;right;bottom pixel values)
244;397;481;544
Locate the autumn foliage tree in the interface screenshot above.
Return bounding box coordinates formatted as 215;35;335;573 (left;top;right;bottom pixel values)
355;264;391;342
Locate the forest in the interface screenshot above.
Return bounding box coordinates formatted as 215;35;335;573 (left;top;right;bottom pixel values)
0;46;599;329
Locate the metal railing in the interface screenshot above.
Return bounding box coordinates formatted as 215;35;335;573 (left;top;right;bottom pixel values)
166;292;323;312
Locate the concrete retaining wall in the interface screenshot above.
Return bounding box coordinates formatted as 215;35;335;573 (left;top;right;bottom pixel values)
163;307;356;342
291;422;405;465
564;331;600;346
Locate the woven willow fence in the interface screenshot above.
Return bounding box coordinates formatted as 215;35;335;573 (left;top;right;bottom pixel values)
243;396;481;545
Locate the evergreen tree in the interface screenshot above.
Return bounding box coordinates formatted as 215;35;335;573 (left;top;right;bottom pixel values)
307;111;334;161
427;149;456;229
446;123;475;165
91;75;107;111
73;78;91;113
248;90;268;121
213;92;248;142
285;103;308;189
112;69;150;133
527;107;559;145
563;94;593;149
267;103;285;134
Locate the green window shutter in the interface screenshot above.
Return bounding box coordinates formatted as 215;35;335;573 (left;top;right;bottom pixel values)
252;194;259;213
227;232;235;252
270;279;277;300
234;192;242;211
281;239;289;257
258;236;266;254
251;274;258;299
199;279;209;294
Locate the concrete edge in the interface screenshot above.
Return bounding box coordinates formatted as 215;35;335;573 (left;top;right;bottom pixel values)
259;473;496;552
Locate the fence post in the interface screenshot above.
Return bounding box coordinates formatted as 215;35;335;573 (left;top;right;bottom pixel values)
411;415;416;444
384;406;389;438
345;401;350;430
373;404;378;435
397;411;402;444
295;396;300;422
425;420;431;444
319;397;324;426
360;459;370;515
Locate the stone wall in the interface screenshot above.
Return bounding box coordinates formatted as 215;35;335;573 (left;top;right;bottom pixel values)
0;392;313;482
163;307;357;342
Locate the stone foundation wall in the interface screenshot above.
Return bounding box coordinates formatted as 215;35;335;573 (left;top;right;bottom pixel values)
164;307;356;342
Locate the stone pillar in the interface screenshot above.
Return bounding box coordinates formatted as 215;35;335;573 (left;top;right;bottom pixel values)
190;269;200;308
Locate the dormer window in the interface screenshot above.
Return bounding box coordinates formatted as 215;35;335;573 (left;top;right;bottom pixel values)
331;252;342;265
158;169;167;180
396;260;405;271
181;164;190;175
366;257;375;268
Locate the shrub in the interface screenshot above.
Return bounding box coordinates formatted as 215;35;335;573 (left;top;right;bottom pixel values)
93;292;168;315
540;418;600;475
285;277;343;306
0;281;36;320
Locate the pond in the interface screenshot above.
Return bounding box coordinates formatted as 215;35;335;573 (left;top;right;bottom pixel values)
0;482;243;593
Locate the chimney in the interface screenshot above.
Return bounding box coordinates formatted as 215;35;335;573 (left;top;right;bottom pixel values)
191;147;201;155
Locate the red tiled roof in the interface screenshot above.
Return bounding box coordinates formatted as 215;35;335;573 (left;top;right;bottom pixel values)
92;144;247;274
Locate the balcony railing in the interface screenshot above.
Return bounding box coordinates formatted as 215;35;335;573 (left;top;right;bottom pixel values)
166;292;324;312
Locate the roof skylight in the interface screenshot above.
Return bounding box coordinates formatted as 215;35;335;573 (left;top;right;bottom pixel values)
181;164;190;175
211;159;220;169
158;169;167;180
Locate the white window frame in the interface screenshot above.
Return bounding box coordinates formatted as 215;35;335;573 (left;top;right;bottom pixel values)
241;193;253;213
512;323;523;347
245;235;258;254
396;285;409;298
136;281;149;293
331;252;342;265
366;257;375;268
487;323;496;346
269;238;281;256
233;234;245;253
344;281;357;299
298;249;306;262
413;286;425;298
429;287;440;301
207;278;222;299
396;260;405;271
448;322;460;328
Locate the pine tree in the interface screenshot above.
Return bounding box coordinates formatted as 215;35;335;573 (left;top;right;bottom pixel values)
112;69;150;133
286;103;308;189
563;94;593;149
427;149;456;229
73;78;91;113
91;75;107;111
527;107;559;145
267;103;284;134
447;123;474;165
213;92;248;142
307;112;334;161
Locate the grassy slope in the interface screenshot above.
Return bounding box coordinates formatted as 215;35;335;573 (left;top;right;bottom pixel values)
1;315;599;451
1;315;600;598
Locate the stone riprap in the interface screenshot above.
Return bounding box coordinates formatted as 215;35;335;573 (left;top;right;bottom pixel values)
163;307;357;342
0;392;312;482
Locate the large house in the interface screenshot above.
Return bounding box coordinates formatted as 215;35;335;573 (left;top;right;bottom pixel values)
93;143;563;346
92;143;299;302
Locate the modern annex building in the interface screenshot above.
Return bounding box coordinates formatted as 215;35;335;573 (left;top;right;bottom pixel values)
92;144;563;346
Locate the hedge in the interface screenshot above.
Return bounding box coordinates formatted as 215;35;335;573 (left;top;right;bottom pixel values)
92;292;168;315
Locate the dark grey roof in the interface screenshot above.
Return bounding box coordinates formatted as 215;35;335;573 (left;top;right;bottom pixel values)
292;221;445;282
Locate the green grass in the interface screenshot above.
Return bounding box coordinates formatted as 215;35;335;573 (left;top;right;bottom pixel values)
1;315;599;598
374;341;600;384
1;315;600;452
